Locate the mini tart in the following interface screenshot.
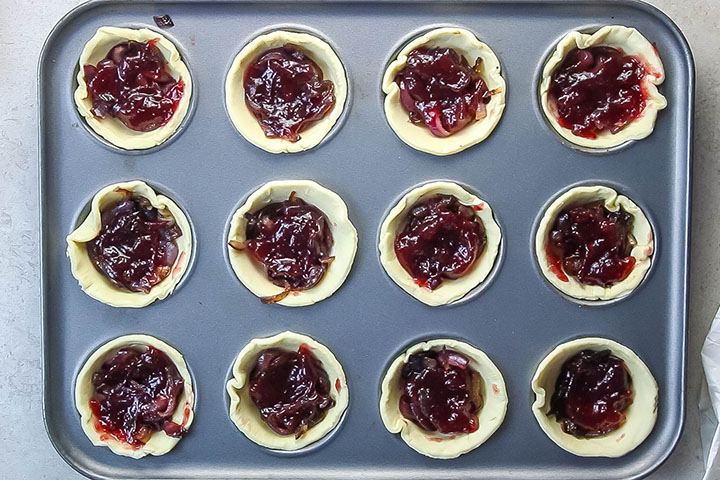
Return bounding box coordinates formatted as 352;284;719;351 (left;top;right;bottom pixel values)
225;30;348;153
226;331;349;450
380;339;507;459
66;180;192;308
74;26;192;150
228;180;357;306
531;337;658;457
535;185;653;301
382;27;506;156
540;25;666;149
75;334;195;459
379;181;501;306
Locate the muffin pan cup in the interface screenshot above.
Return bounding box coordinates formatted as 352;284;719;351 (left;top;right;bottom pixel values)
40;1;692;479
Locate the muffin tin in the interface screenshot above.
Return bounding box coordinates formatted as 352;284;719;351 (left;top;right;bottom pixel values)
39;0;693;479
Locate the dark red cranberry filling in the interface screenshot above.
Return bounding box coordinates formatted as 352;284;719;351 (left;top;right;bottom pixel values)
244;44;335;142
90;346;186;446
549;349;633;438
231;192;334;303
249;344;334;437
395;195;486;290
83;40;184;132
548;46;647;139
87;190;182;293
399;348;482;434
153;14;174;29
394;47;491;137
547;200;636;287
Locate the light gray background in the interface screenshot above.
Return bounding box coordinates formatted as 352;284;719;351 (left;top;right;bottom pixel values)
1;0;717;478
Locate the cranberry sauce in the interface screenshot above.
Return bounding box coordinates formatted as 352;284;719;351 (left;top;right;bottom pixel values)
547;200;636;287
399;348;482;434
244;44;335;141
395;195;486;290
249;344;334;437
83;40;184;132
394;47;491;137
548;46;647;139
240;193;333;296
90;346;186;446
549;349;633;438
87;191;182;293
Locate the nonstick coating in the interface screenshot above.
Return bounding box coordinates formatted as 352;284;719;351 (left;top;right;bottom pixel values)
39;1;693;478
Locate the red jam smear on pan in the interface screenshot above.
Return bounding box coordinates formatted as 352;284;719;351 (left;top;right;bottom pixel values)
83;39;184;132
394;47;491;137
249;344;335;437
547;201;636;287
90;346;186;446
232;192;334;303
244;44;336;142
395;195;486;290
86;190;182;293
399;348;482;434
548;46;647;139
549;349;633;438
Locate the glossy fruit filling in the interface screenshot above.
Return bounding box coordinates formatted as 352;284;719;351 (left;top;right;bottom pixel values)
548;46;647;139
87;190;182;293
547;200;636;287
244;44;335;142
549;349;633;438
90;345;186;446
399;348;482;434
249;344;335;437
83;39;184;132
231;192;334;303
395;194;486;290
394;47;491;137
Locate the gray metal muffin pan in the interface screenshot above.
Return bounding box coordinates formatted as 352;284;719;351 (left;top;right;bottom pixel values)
39;0;693;478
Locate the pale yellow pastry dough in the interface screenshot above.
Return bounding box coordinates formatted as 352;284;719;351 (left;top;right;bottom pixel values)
226;331;349;450
66;180;192;308
74;334;195;459
74;27;192;150
225;30;347;153
535;185;653;301
540;25;666;149
227;180;357;306
382;27;506;156
379;181;501;306
379;339;507;459
531;337;658;457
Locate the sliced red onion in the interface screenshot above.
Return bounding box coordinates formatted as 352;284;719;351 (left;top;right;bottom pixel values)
399;81;417;114
109;44;129;65
426;109;452;137
83;65;98;83
437;348;469;370
475;100;487;120
228;240;247;251
575;49;595;70
469;370;484;410
319;255;335;265
260;285;293;304
162;421;186;438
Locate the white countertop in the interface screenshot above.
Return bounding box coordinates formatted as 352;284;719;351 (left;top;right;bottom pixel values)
1;0;718;478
